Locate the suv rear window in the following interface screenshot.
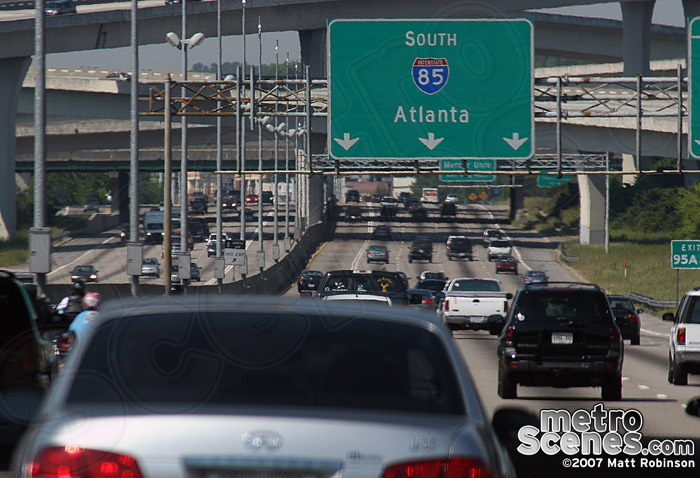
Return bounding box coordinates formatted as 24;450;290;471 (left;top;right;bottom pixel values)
514;290;612;325
67;313;464;415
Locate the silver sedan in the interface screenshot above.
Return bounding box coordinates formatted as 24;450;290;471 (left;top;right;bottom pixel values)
12;297;517;478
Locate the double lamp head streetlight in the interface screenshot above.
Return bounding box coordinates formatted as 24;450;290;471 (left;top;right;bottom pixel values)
166;31;205;50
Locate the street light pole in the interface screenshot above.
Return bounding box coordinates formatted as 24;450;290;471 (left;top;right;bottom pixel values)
284;52;290;252
257;17;264;274
216;0;223;290
239;0;247;278
272;40;280;262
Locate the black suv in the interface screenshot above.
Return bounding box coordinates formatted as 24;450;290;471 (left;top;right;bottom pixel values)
408;236;432;263
496;282;623;400
0;271;54;447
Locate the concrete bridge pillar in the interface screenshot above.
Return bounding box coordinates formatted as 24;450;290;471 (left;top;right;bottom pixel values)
299;28;326;80
621;0;655;76
0;57;31;240
578;174;606;245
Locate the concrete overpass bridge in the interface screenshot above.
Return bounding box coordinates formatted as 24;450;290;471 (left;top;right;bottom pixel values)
2;0;700;240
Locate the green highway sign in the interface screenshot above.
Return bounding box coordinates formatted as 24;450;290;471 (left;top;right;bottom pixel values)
692;17;700;158
538;172;573;188
671;240;700;269
440;159;495;182
328;19;534;161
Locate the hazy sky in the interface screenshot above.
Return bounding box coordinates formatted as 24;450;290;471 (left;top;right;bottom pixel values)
46;1;688;71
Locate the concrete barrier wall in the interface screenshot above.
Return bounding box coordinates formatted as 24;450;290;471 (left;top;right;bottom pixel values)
43;217;336;303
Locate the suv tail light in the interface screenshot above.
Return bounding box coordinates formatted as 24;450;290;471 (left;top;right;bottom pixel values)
382;458;493;478
677;327;686;345
504;325;515;347
444;300;450;312
29;446;143;478
626;313;639;323
504;300;509;312
610;326;621;348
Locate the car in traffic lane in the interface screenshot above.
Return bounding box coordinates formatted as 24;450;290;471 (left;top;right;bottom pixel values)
665;288;700;385
366;244;389;264
607;294;642;345
297;269;323;293
523;270;548;285
495;255;518;274
496;282;623;400
140;257;160;278
70;265;98;283
12;296;517;478
45;0;76;15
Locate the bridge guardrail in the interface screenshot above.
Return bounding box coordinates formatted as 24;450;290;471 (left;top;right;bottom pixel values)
628;292;677;310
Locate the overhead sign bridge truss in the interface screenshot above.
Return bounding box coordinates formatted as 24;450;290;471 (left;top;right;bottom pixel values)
141;67;695;177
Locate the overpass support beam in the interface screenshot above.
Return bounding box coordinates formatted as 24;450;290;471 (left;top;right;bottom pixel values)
307;132;326;226
110;171;129;223
621;0;655;76
299;29;326;80
578;174;606;245
0;56;31;240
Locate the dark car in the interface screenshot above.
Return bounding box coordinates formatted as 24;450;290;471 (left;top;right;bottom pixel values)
0;271;53;446
222;189;240;210
70;265;98;283
372;224;392;239
83;197;99;213
187;219;207;242
369;194;383;203
523;270;548;285
607;294;642;345
45;0;76;15
496;282;623;400
408;202;428;220
495;255;518;274
446;236;472;261
345;205;362;221
406;288;440;311
189;197;208;215
440;201;457;218
297;270;323;293
172;231;194;251
317;270;409;305
345;189;360;203
414;278;446;292
261;191;274;205
409;236;432;263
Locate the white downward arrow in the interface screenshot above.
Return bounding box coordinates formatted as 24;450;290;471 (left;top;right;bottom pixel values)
418;132;444;150
334;133;359;151
503;132;528;150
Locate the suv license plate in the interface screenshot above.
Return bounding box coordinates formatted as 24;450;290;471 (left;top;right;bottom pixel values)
552;332;573;345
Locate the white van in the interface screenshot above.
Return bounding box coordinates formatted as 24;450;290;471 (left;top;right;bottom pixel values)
421;188;439;204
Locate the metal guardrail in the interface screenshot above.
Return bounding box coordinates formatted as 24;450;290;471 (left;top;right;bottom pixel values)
559;242;579;262
628;292;677;309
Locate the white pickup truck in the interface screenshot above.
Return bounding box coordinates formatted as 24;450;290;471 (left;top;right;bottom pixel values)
439;278;512;331
487;239;512;261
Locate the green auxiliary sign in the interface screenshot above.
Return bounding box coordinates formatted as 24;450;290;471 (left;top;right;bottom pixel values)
328;19;534;161
691;17;700;158
671;240;700;269
538;172;573;188
440;159;495;181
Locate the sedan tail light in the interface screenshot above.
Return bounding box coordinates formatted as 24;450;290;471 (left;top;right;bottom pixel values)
626;313;639;323
421;298;434;305
29;446;143;478
444;300;449;312
382;458;493;478
677;327;686;345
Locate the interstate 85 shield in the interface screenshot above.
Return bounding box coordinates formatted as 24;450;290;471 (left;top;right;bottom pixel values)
412;58;449;95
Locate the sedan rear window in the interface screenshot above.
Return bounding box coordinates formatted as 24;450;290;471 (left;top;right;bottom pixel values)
67;313;464;416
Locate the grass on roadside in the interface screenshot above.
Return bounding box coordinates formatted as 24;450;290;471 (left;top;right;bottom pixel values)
0;225;70;268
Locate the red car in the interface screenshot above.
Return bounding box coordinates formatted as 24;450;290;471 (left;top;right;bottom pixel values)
245;194;259;204
370;194;383;203
495;255;518;274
